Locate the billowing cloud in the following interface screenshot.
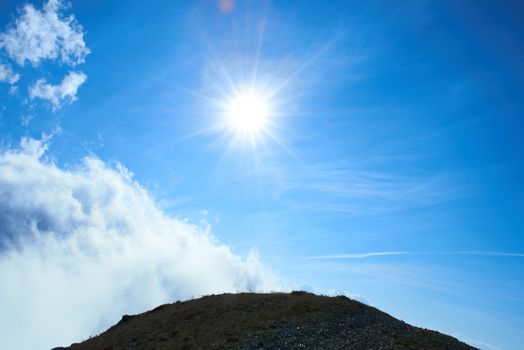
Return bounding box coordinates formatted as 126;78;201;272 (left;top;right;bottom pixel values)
0;137;280;350
0;62;19;84
0;0;89;67
28;70;86;109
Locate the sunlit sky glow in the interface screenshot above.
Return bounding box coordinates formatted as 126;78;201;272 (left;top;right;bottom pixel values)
217;82;277;149
1;1;524;349
227;91;269;133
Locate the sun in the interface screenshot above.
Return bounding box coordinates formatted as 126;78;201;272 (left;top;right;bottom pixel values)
226;92;269;133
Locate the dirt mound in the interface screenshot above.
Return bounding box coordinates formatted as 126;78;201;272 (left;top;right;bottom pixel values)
58;292;477;349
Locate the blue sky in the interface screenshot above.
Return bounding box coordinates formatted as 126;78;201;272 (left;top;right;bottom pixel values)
0;1;523;349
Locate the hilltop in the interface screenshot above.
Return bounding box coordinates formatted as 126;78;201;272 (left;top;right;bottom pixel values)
57;292;477;349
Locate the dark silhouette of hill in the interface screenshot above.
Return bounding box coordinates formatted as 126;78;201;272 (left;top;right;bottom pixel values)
55;292;477;350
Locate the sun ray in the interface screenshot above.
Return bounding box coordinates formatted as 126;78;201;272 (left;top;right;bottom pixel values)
266;39;336;100
250;1;269;90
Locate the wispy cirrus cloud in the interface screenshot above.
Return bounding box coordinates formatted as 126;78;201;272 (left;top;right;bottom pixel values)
267;159;470;215
28;70;86;110
308;251;409;259
307;251;524;260
0;0;89;67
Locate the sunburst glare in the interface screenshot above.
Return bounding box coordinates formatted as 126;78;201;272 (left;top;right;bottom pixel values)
226;90;270;134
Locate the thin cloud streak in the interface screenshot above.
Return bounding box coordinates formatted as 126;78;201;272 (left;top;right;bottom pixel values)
307;251;524;259
308;251;409;259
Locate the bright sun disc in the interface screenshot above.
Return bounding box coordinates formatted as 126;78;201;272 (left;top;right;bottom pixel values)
227;93;269;133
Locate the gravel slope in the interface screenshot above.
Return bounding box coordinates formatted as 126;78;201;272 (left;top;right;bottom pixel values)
55;292;477;350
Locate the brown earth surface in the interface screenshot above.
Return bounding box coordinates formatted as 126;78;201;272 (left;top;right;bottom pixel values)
56;291;477;350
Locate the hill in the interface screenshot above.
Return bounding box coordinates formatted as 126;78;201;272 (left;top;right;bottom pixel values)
56;292;477;349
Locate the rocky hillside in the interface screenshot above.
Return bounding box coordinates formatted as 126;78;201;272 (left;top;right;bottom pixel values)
56;292;477;350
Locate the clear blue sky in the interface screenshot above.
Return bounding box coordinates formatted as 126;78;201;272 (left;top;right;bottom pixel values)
1;1;523;349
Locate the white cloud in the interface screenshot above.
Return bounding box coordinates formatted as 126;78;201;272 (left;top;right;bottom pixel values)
20;114;33;126
0;62;19;84
0;0;89;67
0;137;280;350
28;70;86;109
319;288;372;306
